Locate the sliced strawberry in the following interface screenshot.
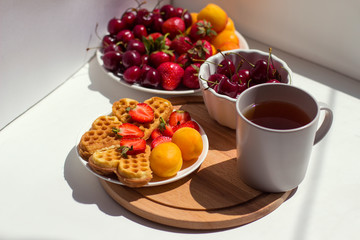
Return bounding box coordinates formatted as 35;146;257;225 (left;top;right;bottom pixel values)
119;138;146;156
151;136;172;149
168;110;191;127
150;128;162;140
158;117;173;137
172;120;200;133
128;103;154;123
113;123;144;139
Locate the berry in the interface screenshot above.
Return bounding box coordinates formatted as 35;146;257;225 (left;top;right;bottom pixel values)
123;66;142;83
217;58;235;78
149;51;172;68
162;17;186;39
102;51;122;71
141;68;161;88
160;4;177;20
128;102;154;123
119;138;146;156
188;40;212;61
157;62;184;90
126;39;146;55
113;123;144;139
189;20;217;42
182;63;201;89
170;35;192;55
132;24;148;39
172;120;200;133
122;50;142;68
116;29;134;44
107;18;127;35
169;110;191;127
151;136;172;149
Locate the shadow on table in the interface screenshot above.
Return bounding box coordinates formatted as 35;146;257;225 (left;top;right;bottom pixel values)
64;146;226;233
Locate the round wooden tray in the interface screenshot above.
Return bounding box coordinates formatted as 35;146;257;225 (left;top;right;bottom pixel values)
100;96;295;230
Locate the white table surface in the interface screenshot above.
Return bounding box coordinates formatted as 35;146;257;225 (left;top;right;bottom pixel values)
1;38;359;240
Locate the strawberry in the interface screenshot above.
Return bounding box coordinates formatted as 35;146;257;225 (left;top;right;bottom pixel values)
162;17;186;39
150;128;162;140
170;35;193;55
151;136;172;149
176;53;192;68
172;120;200;133
187;40;213;61
128;103;154;123
168;110;191;127
119;138;146;156
182;63;201;89
157;62;184;90
158;117;173;137
113;123;144;139
149;51;173;68
189;20;217;42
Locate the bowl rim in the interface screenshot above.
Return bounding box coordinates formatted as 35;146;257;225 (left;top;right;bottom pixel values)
199;49;293;103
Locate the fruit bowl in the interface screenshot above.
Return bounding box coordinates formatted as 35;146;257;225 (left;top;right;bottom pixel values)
198;49;293;129
95;31;249;95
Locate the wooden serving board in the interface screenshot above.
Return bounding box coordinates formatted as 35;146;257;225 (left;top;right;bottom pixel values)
100;96;295;230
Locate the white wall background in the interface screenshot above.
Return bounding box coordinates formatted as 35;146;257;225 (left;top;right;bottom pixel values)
175;0;360;81
0;0;358;129
0;0;166;130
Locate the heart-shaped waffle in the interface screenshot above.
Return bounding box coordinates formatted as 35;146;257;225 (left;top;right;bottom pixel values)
88;145;152;188
77;97;174;187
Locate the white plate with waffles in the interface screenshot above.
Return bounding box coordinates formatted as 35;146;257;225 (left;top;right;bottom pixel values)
76;118;209;187
95;31;249;95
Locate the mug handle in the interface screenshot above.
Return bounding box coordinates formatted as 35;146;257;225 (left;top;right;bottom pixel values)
314;102;333;145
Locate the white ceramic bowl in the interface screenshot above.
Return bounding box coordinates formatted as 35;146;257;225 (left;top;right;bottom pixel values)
198;49;293;129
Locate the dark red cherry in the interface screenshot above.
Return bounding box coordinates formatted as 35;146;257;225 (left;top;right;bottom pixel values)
141;68;161;88
107;18;127;35
126;39;146;55
217;59;236;78
175;7;184;17
122;50;142;68
238;69;250;81
151;15;164;33
160;4;176;20
121;11;136;28
139;64;153;82
116;29;134;44
218;76;238;98
132;24;148;39
250;59;268;83
102;35;116;48
103;43;120;54
136;9;153;27
141;54;149;66
267;79;280;83
207;73;227;89
182;10;193;28
236;81;248;96
102;51;122;71
123;66;142;83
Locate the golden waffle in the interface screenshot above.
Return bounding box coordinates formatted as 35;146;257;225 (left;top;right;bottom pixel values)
91;115;121;133
112;97;174;140
78;115;121;160
88;145;152;187
112;98;138;123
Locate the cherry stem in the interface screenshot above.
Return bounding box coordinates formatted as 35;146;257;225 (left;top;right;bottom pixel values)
227;52;255;68
199;75;219;90
266;47;272;81
219;51;233;76
236;59;244;72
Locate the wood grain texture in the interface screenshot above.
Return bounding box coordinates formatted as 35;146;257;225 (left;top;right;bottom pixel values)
100;96;295;229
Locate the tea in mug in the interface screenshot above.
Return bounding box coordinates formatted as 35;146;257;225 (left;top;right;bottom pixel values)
243;101;312;130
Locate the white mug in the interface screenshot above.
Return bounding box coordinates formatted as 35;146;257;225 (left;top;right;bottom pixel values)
235;84;333;192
